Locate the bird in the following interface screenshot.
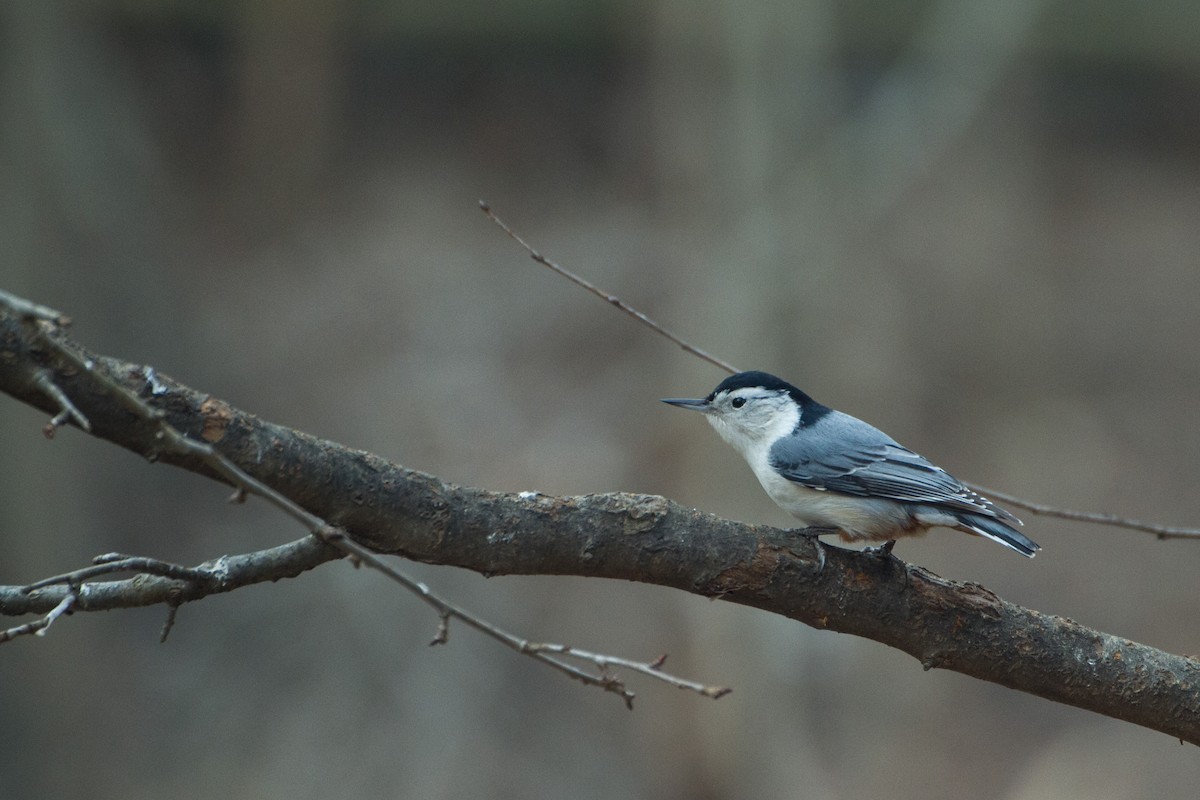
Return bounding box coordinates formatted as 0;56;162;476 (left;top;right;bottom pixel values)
662;370;1038;558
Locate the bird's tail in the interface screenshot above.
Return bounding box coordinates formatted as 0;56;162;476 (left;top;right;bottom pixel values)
956;512;1040;558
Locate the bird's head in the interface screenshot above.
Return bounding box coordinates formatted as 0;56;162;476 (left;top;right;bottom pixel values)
662;371;819;456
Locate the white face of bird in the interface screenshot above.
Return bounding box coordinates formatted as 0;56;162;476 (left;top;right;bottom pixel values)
701;387;800;455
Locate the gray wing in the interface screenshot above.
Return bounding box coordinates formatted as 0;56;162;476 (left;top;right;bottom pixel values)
769;410;1017;522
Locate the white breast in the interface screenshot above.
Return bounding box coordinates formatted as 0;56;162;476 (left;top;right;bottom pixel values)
748;460;914;541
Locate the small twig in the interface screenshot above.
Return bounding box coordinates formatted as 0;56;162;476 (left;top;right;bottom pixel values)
480;201;739;374
0;534;341;621
22;555;216;593
0;592;76;643
0;293;87;435
32;369;91;435
0;289;71;325
430;612;451;646
523;643;732;700
481;204;1200;543
160;591;182;643
965;483;1200;541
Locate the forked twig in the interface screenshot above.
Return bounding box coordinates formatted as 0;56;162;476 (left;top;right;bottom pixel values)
0;592;77;643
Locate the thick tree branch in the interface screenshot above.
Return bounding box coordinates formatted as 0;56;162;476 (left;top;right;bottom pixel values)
1;304;1198;744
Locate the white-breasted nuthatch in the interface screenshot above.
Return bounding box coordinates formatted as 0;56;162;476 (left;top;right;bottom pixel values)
663;371;1038;557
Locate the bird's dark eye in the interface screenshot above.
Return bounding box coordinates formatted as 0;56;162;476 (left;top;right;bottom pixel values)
731;397;746;409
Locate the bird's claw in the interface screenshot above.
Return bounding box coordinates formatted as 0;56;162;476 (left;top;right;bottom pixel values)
811;536;827;574
796;530;828;574
863;539;897;559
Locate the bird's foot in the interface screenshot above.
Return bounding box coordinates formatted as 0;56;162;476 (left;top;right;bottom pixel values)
810;534;827;573
861;539;909;588
794;529;829;573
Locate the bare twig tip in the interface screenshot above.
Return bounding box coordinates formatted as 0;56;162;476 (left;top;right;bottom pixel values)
160;601;180;643
430;614;450;646
480;203;739;374
966;482;1200;540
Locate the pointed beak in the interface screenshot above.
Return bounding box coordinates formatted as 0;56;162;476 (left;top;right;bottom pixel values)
661;397;711;413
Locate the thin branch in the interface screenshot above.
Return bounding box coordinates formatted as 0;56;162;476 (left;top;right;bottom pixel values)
480;201;739;374
480;203;1199;544
0;592;76;643
160;591;182;643
523;644;732;701
0;289;70;325
0;534;342;617
23;554;216;592
32;368;91;435
336;534;630;708
965;483;1200;541
317;528;729;707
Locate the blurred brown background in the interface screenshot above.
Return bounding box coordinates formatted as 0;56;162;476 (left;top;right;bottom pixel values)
3;1;1199;798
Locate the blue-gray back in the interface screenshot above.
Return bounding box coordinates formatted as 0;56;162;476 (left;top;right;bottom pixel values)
768;410;1015;521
